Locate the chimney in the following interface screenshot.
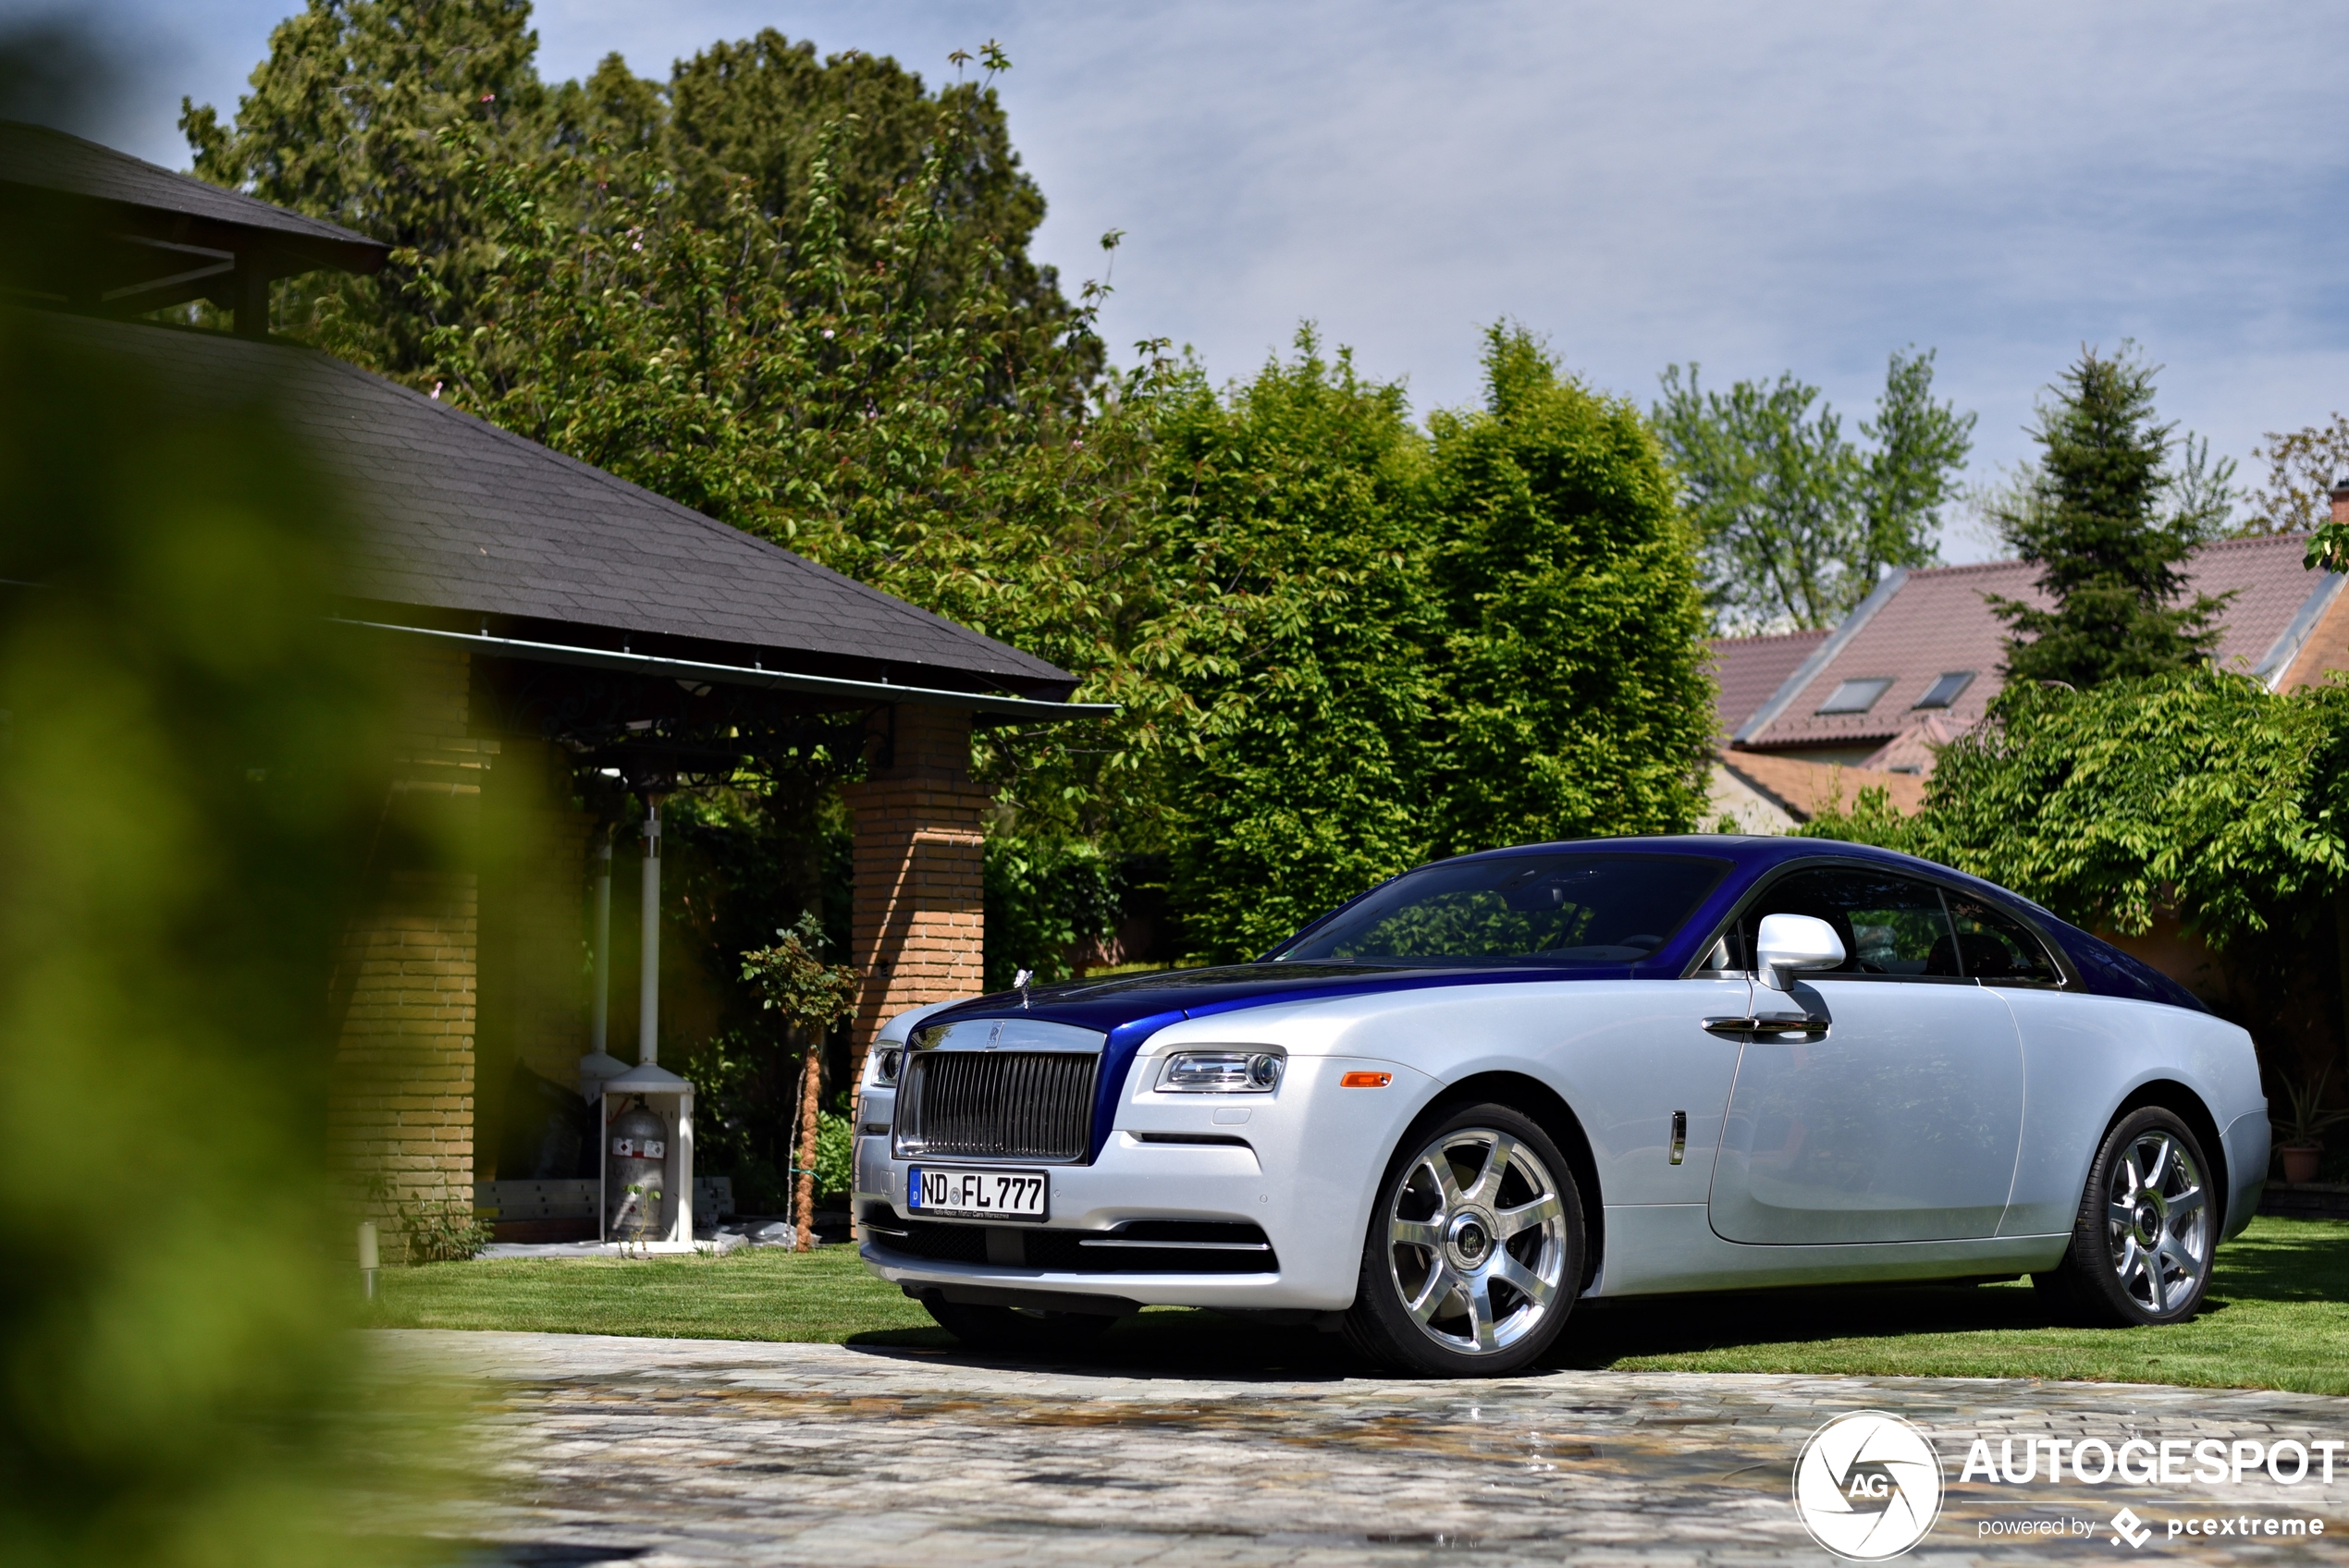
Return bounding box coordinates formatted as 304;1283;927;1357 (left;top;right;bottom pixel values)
2331;480;2349;525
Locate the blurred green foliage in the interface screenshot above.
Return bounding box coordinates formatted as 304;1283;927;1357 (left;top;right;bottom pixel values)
0;304;423;1564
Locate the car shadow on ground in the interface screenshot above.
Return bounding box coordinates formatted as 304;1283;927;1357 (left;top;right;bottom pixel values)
841;1219;2349;1380
840;1284;2083;1381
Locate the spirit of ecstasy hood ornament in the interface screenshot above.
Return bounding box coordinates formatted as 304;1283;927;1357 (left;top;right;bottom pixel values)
1014;967;1033;1009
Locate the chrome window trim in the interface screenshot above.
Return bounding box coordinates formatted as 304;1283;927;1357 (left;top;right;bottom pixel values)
1681;854;2077;990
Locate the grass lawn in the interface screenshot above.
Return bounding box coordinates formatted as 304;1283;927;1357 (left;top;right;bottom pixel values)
373;1215;2349;1394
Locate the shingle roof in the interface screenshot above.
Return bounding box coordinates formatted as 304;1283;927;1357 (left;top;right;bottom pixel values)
0;119;386;275
1733;534;2338;752
47;312;1075;696
1705;629;1828;739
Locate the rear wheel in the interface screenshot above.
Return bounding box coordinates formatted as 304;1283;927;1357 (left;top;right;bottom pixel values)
1342;1103;1583;1377
922;1298;1118;1355
2034;1107;2216;1326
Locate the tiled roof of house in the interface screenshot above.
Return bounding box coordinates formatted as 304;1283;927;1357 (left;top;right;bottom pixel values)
0;119;386;272
46;312;1075;696
1732;534;2339;752
1705;629;1828;739
1717;752;1929;819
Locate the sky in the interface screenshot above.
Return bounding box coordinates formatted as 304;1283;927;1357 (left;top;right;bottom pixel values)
34;0;2349;560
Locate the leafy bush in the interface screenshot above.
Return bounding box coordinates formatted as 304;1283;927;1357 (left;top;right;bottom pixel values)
813;1108;856;1201
1807;669;2349;947
984;835;1122;989
398;1196;491;1264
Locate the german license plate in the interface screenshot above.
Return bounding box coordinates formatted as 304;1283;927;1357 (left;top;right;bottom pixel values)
906;1166;1048;1220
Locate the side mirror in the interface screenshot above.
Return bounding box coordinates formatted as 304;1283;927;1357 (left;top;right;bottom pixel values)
1754;913;1845;992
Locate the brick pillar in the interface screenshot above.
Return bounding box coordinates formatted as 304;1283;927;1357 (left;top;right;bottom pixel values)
841;704;987;1076
326;641;490;1256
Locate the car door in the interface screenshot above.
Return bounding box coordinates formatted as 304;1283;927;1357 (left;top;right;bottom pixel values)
1708;864;2025;1245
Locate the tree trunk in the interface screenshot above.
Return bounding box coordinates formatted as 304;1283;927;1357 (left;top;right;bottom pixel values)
793;1034;823;1251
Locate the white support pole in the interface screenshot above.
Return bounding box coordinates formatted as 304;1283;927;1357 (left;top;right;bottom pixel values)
638;800;661;1066
589;827;612;1055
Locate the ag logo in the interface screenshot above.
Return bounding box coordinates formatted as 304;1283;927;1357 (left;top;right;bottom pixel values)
1792;1410;1945;1560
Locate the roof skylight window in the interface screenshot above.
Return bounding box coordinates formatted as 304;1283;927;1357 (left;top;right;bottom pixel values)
1913;671;1976;710
1815;678;1893;715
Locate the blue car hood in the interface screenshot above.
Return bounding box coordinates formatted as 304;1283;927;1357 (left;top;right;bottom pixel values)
926;960;1640;1038
915;962;1640;1161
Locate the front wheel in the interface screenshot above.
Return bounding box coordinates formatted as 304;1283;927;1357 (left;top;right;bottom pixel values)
2034;1107;2217;1326
1342;1103;1583;1377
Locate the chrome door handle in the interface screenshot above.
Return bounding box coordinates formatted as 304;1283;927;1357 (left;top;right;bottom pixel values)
1704;1014;1830;1040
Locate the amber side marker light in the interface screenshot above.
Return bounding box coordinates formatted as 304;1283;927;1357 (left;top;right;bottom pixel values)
1340;1072;1393;1088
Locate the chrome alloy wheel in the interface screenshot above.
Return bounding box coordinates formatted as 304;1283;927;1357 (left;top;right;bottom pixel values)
2105;1128;2208;1315
1385;1126;1570;1356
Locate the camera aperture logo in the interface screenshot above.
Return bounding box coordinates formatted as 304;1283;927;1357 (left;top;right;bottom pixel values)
1794;1411;1946;1561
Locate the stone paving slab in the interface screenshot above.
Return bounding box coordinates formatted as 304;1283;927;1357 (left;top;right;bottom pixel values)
383;1331;2349;1566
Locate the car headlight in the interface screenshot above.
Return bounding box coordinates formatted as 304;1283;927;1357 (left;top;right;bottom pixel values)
867;1047;903;1087
1157;1049;1284;1093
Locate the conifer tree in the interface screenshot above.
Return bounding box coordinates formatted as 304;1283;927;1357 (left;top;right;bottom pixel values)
1990;345;2232;687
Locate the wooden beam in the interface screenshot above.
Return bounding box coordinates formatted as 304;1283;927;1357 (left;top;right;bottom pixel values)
230;259;270;337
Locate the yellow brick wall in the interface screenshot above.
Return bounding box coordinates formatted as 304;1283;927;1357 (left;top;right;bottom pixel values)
327;641;486;1245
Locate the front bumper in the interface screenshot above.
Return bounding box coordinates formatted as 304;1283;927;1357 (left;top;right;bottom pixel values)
855;1053;1431;1313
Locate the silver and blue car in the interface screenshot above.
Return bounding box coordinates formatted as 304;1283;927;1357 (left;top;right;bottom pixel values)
855;837;2266;1376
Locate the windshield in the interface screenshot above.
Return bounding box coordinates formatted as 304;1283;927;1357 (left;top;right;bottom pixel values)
1270;852;1730;966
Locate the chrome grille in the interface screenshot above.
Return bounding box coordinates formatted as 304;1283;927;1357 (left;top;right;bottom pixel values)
894;1049;1098;1162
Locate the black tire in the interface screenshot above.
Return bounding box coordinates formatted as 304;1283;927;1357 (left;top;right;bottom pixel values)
2033;1106;2217;1327
922;1297;1118;1354
1342;1101;1584;1377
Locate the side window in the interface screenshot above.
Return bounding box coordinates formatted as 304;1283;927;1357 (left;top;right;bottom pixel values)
1945;894;2064;986
1739;866;1962;979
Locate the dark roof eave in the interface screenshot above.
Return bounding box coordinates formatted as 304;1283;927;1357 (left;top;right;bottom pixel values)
0;185;393;276
343;618;1114;722
0;121;387;275
346;597;1079;702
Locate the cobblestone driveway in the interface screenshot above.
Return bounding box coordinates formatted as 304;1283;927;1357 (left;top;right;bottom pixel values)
390;1330;2349;1566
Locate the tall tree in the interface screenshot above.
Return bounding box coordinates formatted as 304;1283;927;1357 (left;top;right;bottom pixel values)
1862;347;1975;578
1654;348;1971;632
564;33;1093;396
1150;332;1442;962
1989;345;2233;688
1428;327;1713;854
182;6;1087;388
2250;412;2349;547
179;0;547;374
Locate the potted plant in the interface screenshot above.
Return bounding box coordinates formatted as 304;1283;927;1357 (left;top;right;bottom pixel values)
2275;1066;2349;1185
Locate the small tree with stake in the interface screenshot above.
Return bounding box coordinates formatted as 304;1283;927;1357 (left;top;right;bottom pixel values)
741;913;860;1249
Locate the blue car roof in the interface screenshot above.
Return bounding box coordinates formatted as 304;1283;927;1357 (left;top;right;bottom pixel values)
934;834;2203;1041
1420;835;2200;1012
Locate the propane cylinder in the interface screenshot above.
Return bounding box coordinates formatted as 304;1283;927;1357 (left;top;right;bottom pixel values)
604;1097;670;1241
